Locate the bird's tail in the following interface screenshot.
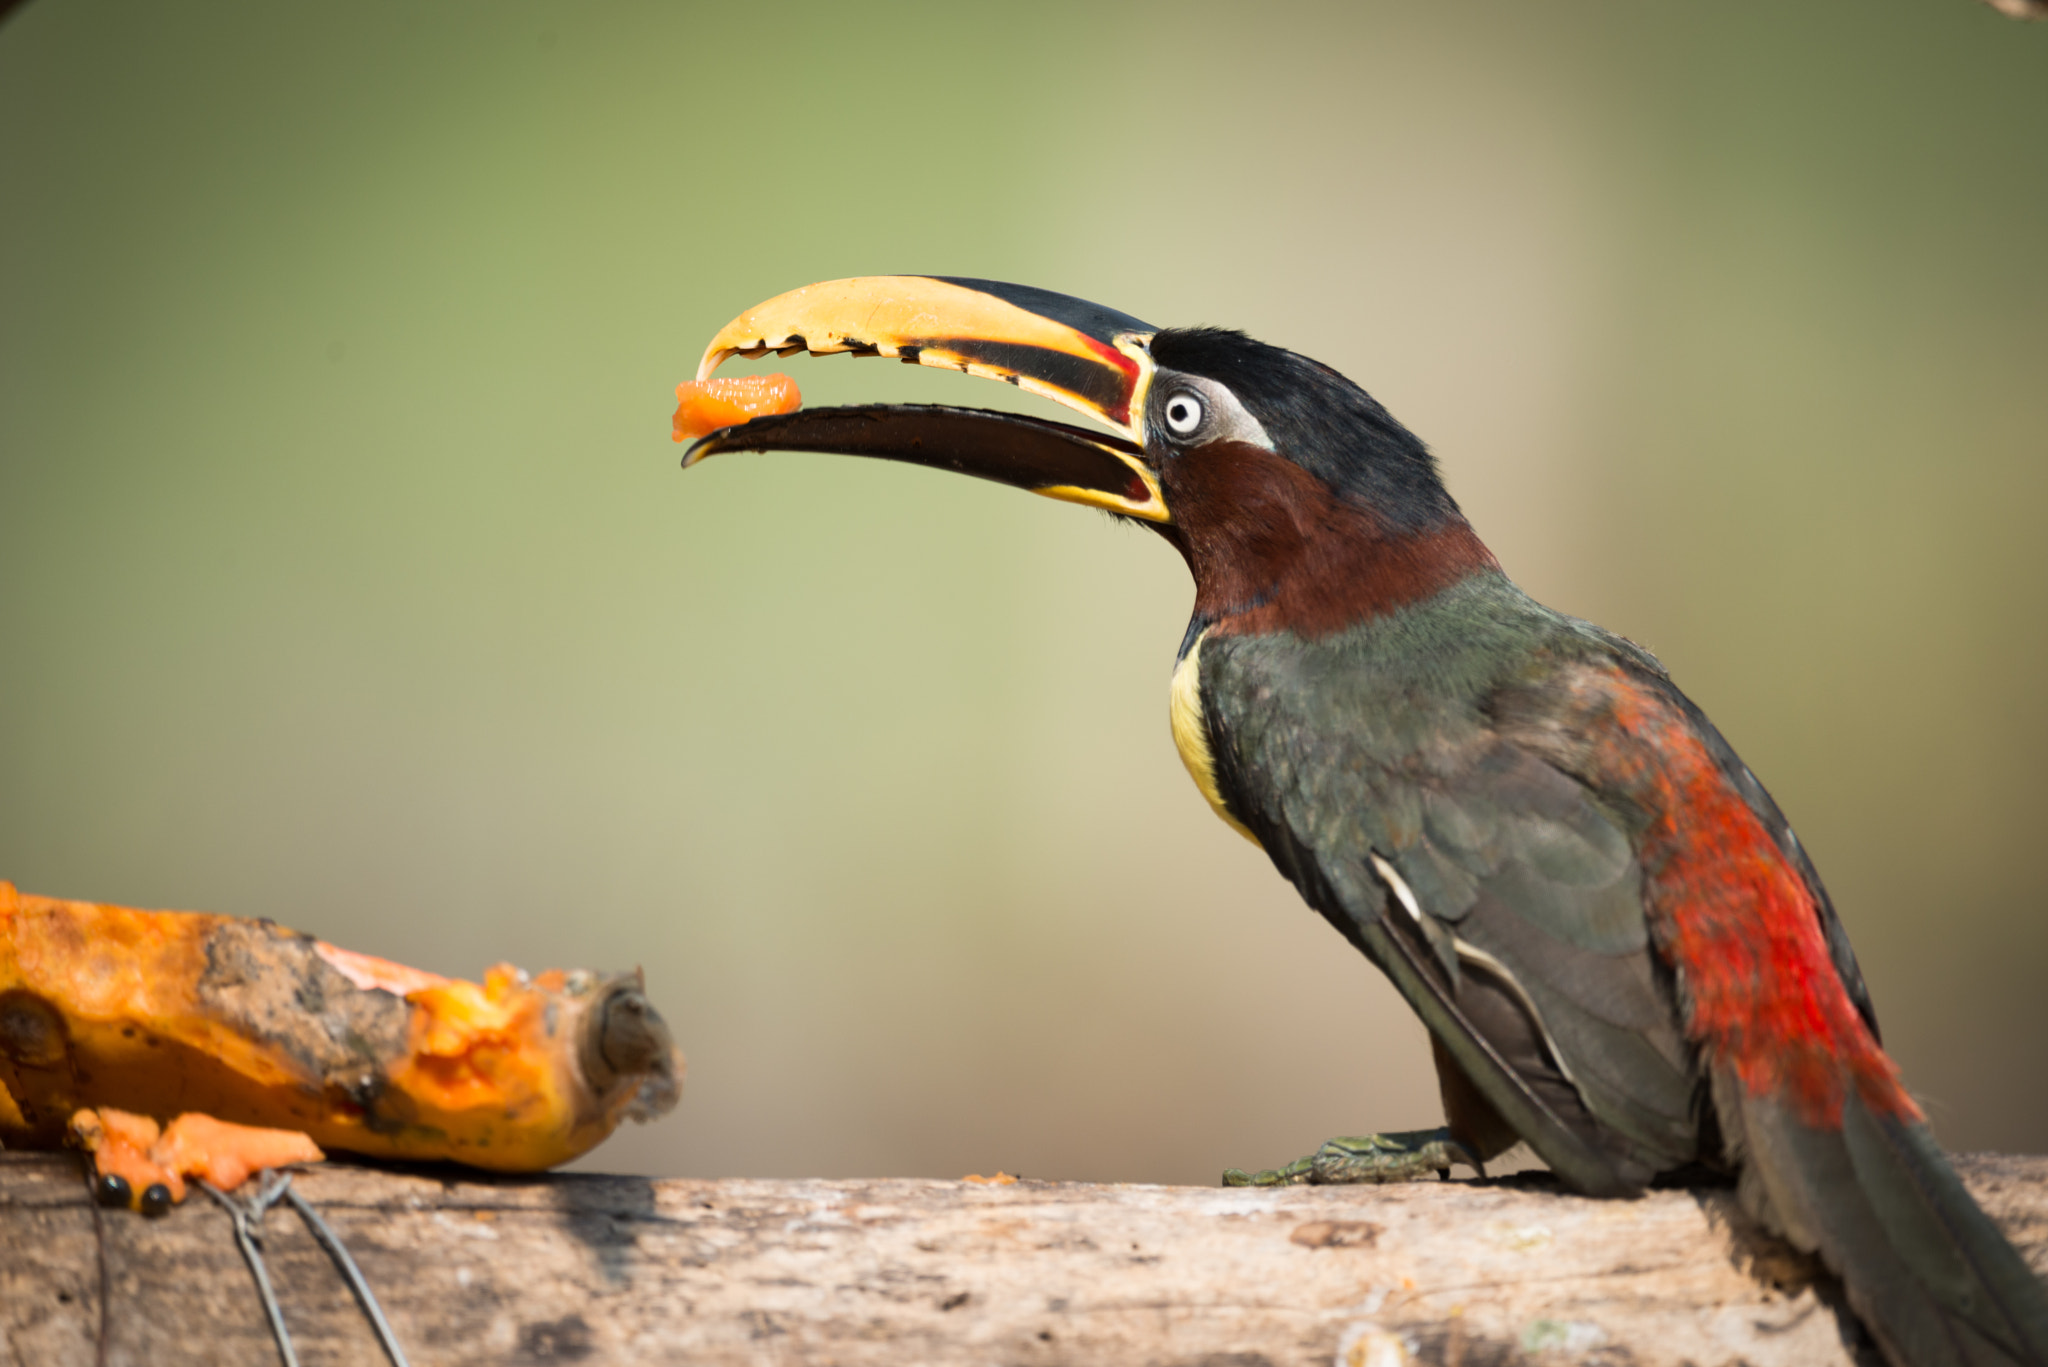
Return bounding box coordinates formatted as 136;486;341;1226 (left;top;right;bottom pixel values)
1722;1073;2048;1367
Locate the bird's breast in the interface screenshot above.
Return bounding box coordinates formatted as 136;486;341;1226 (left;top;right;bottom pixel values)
1169;630;1260;846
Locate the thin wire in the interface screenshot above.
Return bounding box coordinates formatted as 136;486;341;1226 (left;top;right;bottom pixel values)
200;1176;301;1367
282;1183;412;1367
88;1174;110;1367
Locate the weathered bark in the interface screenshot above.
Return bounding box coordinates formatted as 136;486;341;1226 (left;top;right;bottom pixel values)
4;1150;2045;1366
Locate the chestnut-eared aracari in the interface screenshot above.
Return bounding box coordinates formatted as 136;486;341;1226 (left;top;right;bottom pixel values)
679;276;2048;1367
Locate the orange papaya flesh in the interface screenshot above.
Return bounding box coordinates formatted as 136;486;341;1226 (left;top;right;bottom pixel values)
68;1107;323;1209
152;1111;325;1192
313;940;448;997
70;1106;184;1206
671;372;801;442
0;883;682;1174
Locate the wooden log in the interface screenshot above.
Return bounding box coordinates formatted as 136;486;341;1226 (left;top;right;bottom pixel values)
4;1149;2045;1366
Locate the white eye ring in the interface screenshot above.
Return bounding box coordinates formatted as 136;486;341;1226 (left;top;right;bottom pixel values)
1162;390;1205;437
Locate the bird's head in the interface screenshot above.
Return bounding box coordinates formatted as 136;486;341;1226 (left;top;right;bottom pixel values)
683;276;1497;638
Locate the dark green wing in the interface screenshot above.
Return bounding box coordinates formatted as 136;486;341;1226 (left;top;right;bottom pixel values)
1197;606;1703;1196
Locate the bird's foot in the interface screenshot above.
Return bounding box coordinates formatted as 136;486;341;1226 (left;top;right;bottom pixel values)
1221;1128;1482;1187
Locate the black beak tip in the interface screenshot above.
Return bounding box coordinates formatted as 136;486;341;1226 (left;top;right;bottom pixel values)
679;430;732;468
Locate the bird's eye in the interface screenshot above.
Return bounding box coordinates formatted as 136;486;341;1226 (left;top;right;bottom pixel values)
1163;391;1205;437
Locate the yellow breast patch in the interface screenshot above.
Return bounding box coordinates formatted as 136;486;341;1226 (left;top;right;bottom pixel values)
1169;632;1260;845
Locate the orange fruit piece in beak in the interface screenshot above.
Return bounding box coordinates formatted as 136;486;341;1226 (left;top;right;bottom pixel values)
671;373;801;442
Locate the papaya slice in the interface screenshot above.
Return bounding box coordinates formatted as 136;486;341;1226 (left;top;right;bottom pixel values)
0;883;682;1187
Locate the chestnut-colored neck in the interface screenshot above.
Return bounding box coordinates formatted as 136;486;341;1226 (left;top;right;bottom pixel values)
1163;440;1499;641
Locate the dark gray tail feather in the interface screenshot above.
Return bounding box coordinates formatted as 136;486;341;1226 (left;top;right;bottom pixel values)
1719;1071;2048;1367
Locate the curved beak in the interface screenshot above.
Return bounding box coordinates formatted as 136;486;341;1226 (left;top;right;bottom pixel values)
685;276;1169;523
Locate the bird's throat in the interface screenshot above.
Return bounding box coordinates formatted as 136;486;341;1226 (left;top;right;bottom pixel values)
1167;441;1499;640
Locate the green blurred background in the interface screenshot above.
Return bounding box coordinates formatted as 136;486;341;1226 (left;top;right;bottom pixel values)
3;1;2044;1183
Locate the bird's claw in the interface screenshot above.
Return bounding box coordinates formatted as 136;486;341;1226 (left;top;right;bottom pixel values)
1223;1128;1482;1187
